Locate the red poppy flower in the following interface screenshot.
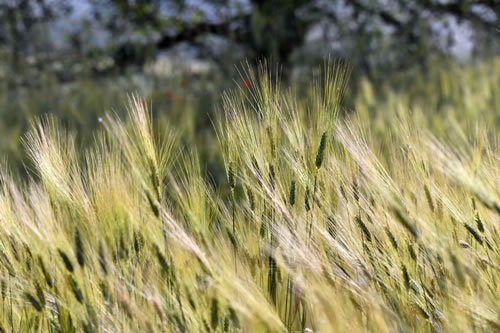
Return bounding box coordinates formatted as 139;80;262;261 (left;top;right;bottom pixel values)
179;79;186;88
242;79;251;88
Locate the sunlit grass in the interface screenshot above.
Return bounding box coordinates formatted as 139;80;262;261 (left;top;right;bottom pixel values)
0;58;498;332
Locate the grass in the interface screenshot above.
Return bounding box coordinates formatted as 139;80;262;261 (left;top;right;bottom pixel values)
0;58;498;332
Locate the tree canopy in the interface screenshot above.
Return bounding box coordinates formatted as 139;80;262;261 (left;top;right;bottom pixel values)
1;0;498;72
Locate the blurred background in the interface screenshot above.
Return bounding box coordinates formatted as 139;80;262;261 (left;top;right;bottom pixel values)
0;0;499;177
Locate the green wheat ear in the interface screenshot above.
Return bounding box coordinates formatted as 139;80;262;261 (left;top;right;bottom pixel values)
69;275;84;304
305;186;311;212
75;228;85;268
228;162;236;190
315;132;327;169
289;180;296;206
24;292;43;312
391;206;419;239
423;184;434;212
210;297;219;330
356;215;372;242
98;241;108;276
246;186;255;211
57;249;74;273
37;256;52;288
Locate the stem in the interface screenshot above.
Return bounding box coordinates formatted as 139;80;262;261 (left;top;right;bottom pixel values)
268;208;276;305
232;190;237;273
308;171;319;242
284;277;290;328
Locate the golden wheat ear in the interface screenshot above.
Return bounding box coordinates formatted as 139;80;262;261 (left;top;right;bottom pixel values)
23;116;79;202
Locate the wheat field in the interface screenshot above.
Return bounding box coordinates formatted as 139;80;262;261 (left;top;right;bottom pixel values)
0;59;499;332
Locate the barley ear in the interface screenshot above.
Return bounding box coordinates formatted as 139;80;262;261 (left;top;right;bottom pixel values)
228;162;235;190
24;292;43;312
75;229;85;268
289;180;296;206
315;132;327;169
57;249;74;273
98;241;108;276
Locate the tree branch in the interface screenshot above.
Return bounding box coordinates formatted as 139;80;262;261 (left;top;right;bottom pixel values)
156;15;250;50
422;1;498;30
